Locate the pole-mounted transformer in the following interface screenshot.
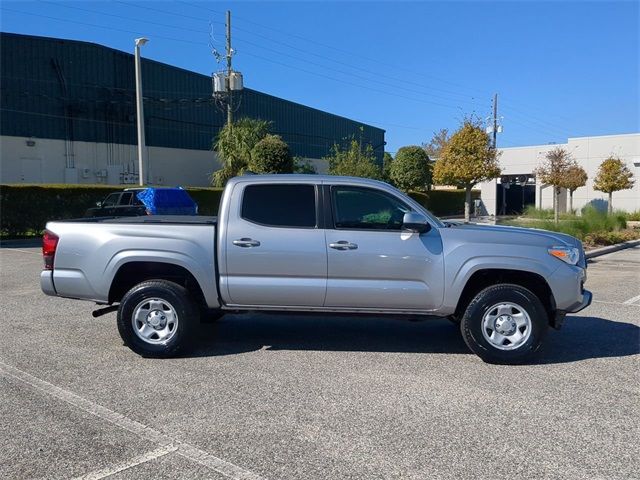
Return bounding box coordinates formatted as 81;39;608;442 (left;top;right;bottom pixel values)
211;10;243;126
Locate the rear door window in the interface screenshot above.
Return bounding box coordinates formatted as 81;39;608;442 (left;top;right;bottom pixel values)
241;184;316;228
102;193;120;207
119;192;133;205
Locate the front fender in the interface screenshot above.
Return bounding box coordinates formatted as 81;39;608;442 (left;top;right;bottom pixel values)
442;248;560;312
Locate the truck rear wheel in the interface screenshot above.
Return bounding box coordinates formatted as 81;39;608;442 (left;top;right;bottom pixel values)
117;280;199;358
460;283;548;364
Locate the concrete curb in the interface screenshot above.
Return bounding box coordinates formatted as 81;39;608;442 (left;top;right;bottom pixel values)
585;239;640;259
0;238;41;248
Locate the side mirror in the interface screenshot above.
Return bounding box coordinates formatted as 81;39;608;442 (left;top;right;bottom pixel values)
96;202;102;207
402;212;431;233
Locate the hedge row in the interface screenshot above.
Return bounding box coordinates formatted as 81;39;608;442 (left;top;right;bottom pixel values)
410;189;481;217
0;184;479;236
0;184;224;236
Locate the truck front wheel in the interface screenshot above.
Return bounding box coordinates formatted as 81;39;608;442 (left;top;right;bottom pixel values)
460;284;548;364
117;280;199;358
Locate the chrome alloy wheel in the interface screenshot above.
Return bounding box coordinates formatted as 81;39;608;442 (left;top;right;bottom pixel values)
131;298;179;345
481;302;532;351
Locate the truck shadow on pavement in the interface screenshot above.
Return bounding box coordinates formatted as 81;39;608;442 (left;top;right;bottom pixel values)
189;313;639;364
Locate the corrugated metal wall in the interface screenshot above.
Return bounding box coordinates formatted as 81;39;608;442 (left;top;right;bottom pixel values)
0;33;385;162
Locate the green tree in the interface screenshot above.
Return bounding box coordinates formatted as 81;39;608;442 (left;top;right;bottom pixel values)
382;152;394;183
293;156;317;174
593;156;635;214
423;128;450;159
564;164;588;213
433;119;500;222
389;145;431;192
326;138;382;180
534;147;576;223
248;134;293;174
212;118;271;186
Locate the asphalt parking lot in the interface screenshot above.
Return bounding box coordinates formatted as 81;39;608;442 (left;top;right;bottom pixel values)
0;245;638;480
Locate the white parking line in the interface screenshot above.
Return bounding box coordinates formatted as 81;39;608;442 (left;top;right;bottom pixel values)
592;300;640;307
623;294;640;305
72;444;178;480
0;248;39;255
0;360;266;480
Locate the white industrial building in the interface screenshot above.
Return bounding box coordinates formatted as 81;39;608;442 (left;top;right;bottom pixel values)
480;133;640;215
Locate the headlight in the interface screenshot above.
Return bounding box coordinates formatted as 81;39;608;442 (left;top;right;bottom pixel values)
548;246;580;265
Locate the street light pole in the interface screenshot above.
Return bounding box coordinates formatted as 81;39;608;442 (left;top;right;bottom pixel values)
134;37;148;186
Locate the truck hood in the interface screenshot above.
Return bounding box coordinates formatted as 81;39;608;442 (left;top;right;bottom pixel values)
442;222;582;249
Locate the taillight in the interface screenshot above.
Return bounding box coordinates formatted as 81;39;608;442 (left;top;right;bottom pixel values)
42;230;59;270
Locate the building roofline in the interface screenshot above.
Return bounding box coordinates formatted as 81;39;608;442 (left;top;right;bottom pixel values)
499;131;639;151
567;132;639;140
0;31;385;135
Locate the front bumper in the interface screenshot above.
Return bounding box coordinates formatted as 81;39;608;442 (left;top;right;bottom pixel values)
565;289;593;313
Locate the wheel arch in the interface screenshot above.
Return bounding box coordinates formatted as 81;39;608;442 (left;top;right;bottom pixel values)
108;261;208;309
453;269;556;326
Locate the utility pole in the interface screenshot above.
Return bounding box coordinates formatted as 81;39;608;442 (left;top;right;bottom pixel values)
226;10;233;127
492;93;498;149
211;11;242;127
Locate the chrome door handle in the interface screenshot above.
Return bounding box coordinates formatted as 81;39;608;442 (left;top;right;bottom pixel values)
233;238;261;248
329;241;358;250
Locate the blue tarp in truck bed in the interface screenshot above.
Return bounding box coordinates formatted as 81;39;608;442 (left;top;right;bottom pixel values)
136;188;198;215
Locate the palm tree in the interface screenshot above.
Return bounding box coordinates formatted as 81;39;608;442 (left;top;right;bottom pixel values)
212;118;271;186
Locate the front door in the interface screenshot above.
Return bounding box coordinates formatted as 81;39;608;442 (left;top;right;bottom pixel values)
324;185;444;311
224;183;327;307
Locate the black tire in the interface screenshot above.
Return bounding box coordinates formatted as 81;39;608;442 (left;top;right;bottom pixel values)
460;283;548;364
117;280;199;358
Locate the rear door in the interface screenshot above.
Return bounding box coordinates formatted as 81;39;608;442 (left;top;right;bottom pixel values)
223;182;327;307
323;185;444;311
100;193;121;216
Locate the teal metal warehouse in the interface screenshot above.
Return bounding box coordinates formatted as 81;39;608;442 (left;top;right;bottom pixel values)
0;33;385;185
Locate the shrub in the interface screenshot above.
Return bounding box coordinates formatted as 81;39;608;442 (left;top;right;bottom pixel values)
522;206;554;220
326;139;382;180
625;210;640;221
583;229;640;248
293;157;317;174
389;146;431;191
505;206;627;241
249;134;294;174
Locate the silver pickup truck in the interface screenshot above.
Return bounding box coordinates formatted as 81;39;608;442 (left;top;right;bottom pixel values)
41;175;591;364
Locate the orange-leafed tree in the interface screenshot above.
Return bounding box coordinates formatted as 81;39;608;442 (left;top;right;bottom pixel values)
593;156;635;214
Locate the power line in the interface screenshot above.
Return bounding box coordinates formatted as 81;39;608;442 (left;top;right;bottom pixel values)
233;38;474;110
1;6;568;140
230;25;478;104
177;0;490;100
0;7;209;46
239;50;462;112
161;0;484;101
174;2;572;137
39;0;481;109
113;0;221;25
38;0;216;35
